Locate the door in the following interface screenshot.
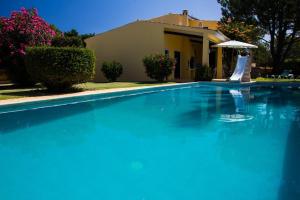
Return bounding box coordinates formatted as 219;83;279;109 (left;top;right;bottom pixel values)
174;51;181;79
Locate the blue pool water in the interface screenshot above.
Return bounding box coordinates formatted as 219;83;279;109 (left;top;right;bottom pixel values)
0;84;300;200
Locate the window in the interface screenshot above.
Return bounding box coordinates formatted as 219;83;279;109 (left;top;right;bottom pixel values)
165;49;169;56
189;56;195;69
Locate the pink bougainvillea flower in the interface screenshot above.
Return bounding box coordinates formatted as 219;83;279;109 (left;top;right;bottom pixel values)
18;49;26;55
0;7;56;66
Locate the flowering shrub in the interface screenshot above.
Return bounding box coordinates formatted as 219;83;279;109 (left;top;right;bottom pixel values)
101;61;123;82
143;54;175;82
0;7;56;84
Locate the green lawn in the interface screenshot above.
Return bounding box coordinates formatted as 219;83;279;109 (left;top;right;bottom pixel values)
255;77;300;82
0;82;174;101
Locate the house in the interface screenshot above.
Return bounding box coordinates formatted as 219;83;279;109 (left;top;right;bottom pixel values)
85;10;229;82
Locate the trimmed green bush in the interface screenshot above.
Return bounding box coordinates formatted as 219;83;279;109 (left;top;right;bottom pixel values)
143;54;175;82
51;36;84;48
101;61;123;82
25;47;95;91
195;65;213;81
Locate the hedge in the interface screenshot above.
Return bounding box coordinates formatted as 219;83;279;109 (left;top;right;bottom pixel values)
25;47;95;91
51;36;84;48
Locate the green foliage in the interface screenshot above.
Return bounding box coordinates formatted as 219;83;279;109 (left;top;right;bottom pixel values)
52;36;84;47
283;59;300;75
218;21;264;43
288;41;300;61
101;61;123;82
49;24;63;37
81;33;95;47
217;0;300;72
61;29;95;47
253;43;272;67
195;65;213;81
25;47;95;91
64;29;79;37
143;54;175;82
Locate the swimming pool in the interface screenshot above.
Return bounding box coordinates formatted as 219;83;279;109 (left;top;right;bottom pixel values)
0;83;299;200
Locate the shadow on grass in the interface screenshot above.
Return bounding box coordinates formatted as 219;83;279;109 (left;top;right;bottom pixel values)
0;85;84;99
0;84;41;91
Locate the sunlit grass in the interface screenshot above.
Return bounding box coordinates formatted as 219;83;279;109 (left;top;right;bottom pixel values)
255;77;300;82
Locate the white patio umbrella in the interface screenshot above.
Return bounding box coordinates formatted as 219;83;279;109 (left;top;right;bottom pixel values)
212;40;258;49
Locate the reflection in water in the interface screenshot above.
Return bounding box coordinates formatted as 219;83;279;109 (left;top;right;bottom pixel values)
219;87;253;122
0;103;93;133
215;86;300;199
0;95;139;134
175;87;234;128
0;85;300;200
278;110;300;200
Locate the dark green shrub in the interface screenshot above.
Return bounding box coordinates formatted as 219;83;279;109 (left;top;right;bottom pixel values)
101;61;123;82
51;36;84;48
143;54;175;82
283;59;300;75
9;58;36;86
25;47;95;91
195;65;213;81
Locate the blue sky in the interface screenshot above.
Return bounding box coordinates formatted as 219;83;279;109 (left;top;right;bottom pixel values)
0;0;221;34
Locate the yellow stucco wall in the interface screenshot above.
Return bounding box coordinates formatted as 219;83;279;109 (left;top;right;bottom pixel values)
198;20;219;30
150;14;189;26
217;47;223;79
86;13;226;82
85;21;165;82
164;33;203;81
150;14;219;31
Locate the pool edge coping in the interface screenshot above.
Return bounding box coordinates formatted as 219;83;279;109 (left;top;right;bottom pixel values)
1;81;299;107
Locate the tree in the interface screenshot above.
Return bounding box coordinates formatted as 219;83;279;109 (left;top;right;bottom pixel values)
0;7;56;84
64;29;79;37
218;0;300;73
218;21;264;43
62;29;94;47
81;33;95;47
50;24;63;37
253;43;272;67
218;20;266;75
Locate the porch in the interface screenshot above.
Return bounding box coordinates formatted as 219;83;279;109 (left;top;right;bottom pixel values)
163;28;225;81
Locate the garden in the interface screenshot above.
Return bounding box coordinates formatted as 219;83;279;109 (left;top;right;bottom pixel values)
0;8;96;90
0;7;175;101
1;5;299;102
